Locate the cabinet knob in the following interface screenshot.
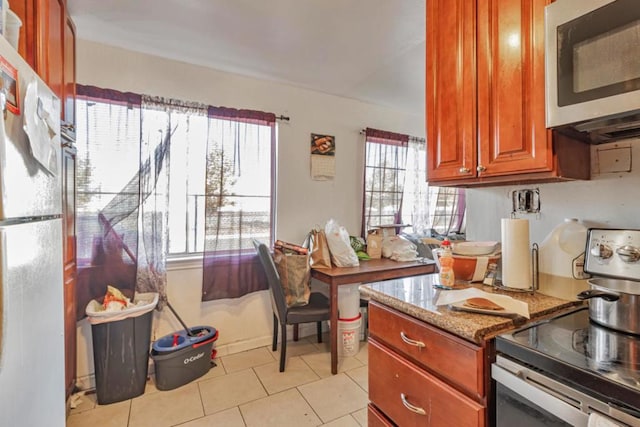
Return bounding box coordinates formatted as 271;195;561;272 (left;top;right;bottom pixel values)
400;331;426;348
459;167;470;174
477;165;487;172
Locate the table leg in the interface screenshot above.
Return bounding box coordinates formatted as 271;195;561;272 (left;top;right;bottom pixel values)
330;281;338;374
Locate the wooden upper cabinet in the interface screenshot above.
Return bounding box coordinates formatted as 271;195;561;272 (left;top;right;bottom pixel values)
62;12;76;135
12;0;75;131
36;0;63;97
426;0;477;182
476;0;552;177
426;0;589;187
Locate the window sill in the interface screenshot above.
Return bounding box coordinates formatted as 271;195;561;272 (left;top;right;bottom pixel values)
167;255;202;271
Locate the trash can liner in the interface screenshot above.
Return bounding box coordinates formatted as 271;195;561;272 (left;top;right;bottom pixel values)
86;292;159;325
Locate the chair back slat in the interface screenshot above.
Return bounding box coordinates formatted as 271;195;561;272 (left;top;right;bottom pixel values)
252;239;288;322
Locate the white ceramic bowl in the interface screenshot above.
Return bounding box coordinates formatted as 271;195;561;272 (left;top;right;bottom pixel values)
452;241;499;256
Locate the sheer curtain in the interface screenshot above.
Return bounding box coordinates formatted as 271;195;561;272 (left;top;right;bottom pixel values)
201;107;276;301
404;135;466;237
402;136;430;235
75;86;171;318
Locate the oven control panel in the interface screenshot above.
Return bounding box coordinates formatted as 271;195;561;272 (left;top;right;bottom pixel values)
585;228;640;280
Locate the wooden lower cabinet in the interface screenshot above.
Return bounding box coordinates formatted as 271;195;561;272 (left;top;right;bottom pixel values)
368;404;394;427
368;301;489;426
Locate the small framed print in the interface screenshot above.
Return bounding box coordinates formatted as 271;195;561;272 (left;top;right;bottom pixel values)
310;133;335;156
0;55;18;115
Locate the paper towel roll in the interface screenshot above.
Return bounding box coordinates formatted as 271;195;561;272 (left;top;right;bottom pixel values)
501;218;532;289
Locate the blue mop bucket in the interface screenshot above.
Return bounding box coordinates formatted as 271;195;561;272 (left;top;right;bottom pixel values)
152;326;217;354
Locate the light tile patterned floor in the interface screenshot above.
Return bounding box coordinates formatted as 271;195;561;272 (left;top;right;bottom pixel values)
67;335;369;427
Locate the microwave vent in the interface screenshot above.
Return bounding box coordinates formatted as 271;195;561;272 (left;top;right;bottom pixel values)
570;112;640;143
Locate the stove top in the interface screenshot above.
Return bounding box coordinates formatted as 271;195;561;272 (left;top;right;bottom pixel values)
496;307;640;412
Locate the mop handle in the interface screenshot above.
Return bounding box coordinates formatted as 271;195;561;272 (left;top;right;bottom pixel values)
166;301;195;336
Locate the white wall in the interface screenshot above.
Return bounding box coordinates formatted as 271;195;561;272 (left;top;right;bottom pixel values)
73;40;425;386
465;139;640;244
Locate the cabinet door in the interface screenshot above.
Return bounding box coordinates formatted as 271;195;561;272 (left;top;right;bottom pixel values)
63;264;76;398
62;145;77;398
62;12;75;133
35;0;63;100
426;0;477;182
62;145;76;265
10;0;36;67
476;0;552;177
369;302;485;401
369;339;485;427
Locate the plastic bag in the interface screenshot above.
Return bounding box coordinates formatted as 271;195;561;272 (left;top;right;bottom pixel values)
382;236;419;262
273;248;311;307
324;219;359;267
86;292;159;325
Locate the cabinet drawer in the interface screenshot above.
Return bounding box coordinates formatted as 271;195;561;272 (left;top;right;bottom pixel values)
369;301;484;400
368;403;395;427
369;339;485;427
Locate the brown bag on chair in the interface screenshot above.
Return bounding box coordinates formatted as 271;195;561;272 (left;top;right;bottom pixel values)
308;228;332;269
273;248;311;307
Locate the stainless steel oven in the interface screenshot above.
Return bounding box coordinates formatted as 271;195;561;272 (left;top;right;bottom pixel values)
494;228;640;426
545;0;640;142
493;307;640;426
494;354;620;426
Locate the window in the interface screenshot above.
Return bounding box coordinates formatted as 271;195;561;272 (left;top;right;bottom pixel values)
76;89;276;262
363;128;465;238
362;128;408;235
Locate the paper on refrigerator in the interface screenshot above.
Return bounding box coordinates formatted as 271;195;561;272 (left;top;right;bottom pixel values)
435;288;530;318
23;78;58;174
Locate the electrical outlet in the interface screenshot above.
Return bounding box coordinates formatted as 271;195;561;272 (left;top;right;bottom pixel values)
512;189;540;213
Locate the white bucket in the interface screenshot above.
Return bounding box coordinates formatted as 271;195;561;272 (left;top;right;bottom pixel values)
338;283;361;319
337;314;362;357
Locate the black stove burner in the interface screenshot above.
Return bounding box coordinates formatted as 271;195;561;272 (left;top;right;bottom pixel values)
496;307;640;412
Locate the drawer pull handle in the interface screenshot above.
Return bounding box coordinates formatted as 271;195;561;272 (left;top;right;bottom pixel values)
400;393;426;415
400;331;425;348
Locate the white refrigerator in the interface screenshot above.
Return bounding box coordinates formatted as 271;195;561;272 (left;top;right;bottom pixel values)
0;36;65;426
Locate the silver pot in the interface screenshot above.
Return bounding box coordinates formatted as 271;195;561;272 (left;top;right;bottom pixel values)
577;278;640;335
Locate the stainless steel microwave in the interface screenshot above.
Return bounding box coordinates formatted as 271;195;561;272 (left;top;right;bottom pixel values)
545;0;640;143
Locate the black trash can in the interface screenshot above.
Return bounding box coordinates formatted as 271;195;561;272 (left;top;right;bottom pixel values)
87;292;158;405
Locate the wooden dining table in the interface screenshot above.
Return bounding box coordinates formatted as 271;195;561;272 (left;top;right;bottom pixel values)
311;257;437;374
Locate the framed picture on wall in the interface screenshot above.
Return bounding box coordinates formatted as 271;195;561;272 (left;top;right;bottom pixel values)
310;134;335;156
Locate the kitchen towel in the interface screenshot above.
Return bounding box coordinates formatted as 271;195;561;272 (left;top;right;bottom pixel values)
501;218;532;289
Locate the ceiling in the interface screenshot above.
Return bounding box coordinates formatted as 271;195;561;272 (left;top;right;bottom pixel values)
66;0;426;114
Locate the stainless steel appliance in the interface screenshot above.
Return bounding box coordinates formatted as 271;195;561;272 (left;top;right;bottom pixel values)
493;228;640;426
0;36;65;427
545;0;640;143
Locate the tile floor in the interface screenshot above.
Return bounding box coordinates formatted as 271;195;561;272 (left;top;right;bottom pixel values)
66;334;369;427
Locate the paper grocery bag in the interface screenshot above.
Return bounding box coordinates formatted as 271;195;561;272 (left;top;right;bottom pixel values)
367;233;382;259
273;248;311;307
309;229;332;268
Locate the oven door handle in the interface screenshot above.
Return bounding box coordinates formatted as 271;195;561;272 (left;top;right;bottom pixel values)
492;363;588;426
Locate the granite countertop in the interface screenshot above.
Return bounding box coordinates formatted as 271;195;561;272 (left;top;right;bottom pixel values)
360;274;584;344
